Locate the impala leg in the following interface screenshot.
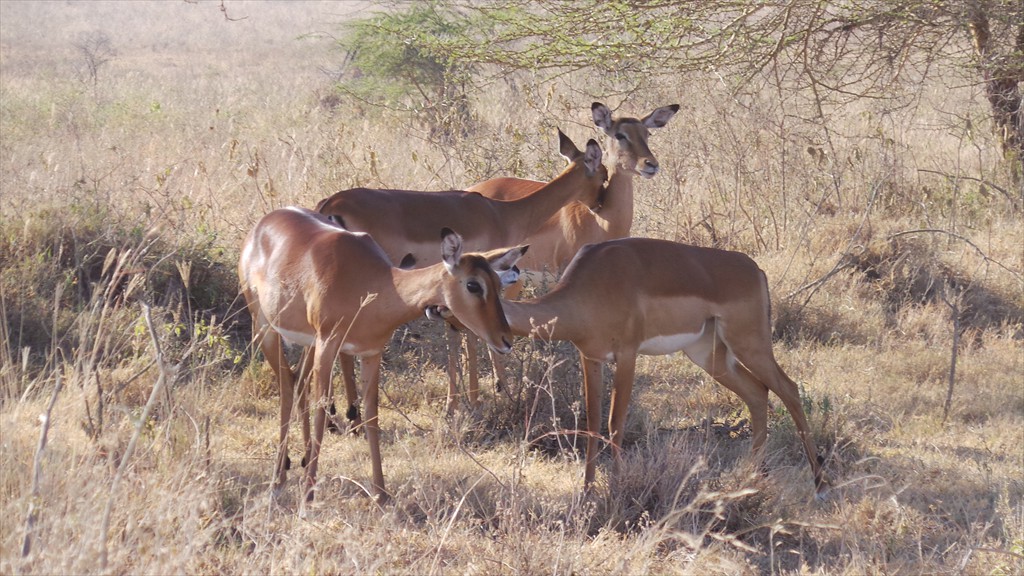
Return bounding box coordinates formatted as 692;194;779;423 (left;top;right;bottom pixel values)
717;322;827;494
304;338;338;503
685;333;771;460
445;325;461;416
768;362;827;493
339;354;362;434
257;328;296;490
468;333;510;401
488;348;509;393
607;352;638;475
465;334;481;408
360;353;389;502
580;354;604;490
295;346;315;467
734;349;827;493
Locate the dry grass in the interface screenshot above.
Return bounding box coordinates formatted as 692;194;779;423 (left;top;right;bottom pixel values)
2;1;1022;574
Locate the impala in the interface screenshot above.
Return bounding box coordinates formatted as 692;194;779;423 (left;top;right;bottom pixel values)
239;206;527;502
494;237;828;496
469;102;678;287
317;130;606;415
316;129;605;269
461;102;679;394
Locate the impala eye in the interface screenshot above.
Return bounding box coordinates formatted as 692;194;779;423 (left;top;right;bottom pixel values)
466;280;483;295
615;133;627;141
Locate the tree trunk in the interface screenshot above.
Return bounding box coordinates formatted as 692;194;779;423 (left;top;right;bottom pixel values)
968;2;1024;180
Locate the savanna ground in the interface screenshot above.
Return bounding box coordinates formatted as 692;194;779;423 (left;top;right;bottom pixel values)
1;1;1022;574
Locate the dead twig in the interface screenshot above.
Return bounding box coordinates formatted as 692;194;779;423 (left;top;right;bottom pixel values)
219;0;247;22
917;168;1018;206
21;372;64;558
99;303;172;570
941;282;963;423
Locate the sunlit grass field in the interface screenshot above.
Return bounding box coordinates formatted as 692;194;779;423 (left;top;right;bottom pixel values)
2;2;1021;574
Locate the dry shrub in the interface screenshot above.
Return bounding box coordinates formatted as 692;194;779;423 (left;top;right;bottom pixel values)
852;233;1022;330
769;219;1023;348
772;290;885;346
2;2;1022;574
1;202;243;382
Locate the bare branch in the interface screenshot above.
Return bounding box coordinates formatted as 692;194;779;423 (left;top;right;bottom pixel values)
887;229;1023;283
21;372;63;557
918;168;1019;206
99;303;172;570
220;0;248;22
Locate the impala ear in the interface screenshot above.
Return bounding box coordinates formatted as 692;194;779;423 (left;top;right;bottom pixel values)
327;214;346;229
498;267;521;288
440;228;463;273
592;102;613;132
398;253;417;269
488;245;529;287
583;139;603;175
642;104;680;129
557;129;581;161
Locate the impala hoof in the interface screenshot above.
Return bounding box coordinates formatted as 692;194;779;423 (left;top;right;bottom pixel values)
814;485;831;502
346;404;363;435
756;459;770;478
327;402;343;435
284;455;292;471
812;454;831;500
271;483;285;500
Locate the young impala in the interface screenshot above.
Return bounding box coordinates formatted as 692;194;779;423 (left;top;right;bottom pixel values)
492;237;828;497
461;102;679;394
316;130;606;416
239;206;527;503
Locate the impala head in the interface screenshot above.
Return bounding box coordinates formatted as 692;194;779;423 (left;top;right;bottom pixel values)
438;228;528;354
556;128;608;208
592;102;679;179
557;128;607;179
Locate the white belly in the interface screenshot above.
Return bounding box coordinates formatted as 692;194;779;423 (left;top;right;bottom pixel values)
277;326;315;348
638;332;704;356
275;327;376;357
341;342;377;356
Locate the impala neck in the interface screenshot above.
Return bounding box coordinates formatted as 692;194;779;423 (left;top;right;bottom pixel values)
597;164;636;238
502;297;587;343
389;265;448;323
502;163;594;238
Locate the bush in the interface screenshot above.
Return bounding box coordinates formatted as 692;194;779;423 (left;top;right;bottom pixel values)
0;201;243;384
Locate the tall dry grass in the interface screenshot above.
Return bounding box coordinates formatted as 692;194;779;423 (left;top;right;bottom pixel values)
2;1;1022;574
